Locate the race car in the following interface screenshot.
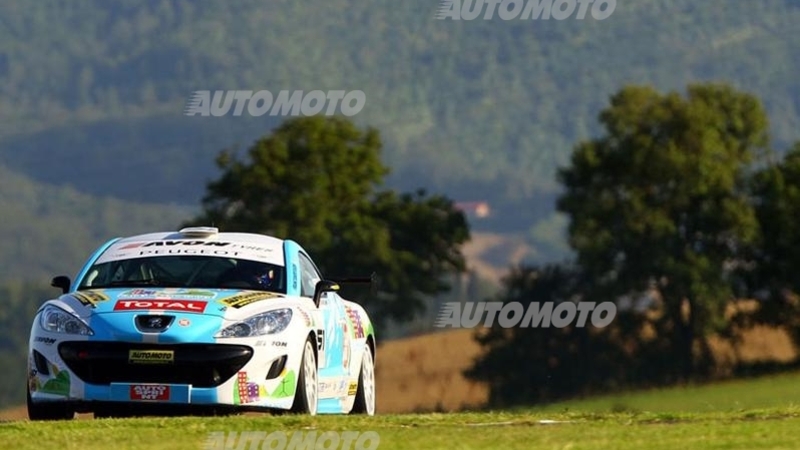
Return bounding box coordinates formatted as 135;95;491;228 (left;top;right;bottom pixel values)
27;227;376;419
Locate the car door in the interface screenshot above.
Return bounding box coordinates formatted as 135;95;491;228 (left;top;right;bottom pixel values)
297;252;345;377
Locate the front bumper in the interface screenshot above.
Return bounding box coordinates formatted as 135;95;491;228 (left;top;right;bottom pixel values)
58;342;253;387
29;339;300;411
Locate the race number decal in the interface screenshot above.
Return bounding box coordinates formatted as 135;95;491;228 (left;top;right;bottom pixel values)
317;329;325;351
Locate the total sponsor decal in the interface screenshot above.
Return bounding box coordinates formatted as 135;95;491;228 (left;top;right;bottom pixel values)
128;349;175;365
71;290;110;308
220;291;282;309
114;299;207;313
130;384;170;401
119;289;217;301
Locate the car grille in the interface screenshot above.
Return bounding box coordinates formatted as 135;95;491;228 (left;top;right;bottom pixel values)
58;342;253;388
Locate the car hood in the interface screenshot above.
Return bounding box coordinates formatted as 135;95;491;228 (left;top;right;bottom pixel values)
56;287;292;319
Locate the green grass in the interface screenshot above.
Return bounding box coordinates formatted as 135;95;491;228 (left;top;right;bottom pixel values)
532;371;800;414
5;372;800;449
3;410;800;450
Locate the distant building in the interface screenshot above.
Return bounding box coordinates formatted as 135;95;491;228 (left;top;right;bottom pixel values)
454;201;491;218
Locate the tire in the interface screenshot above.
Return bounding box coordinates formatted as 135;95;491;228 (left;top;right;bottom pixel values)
350;344;375;415
27;387;74;421
290;338;318;415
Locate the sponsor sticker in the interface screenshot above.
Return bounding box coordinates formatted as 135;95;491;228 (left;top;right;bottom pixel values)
96;240;280;265
130;384;170;401
119;289;217;300
346;307;365;339
35;336;56;345
317;329;325;351
72;291;110;307
128;350;174;365
299;309;313;327
114;300;207;312
220;292;282;309
348;381;358;396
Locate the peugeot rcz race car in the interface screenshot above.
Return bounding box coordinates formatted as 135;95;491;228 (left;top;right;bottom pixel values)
27;227;376;420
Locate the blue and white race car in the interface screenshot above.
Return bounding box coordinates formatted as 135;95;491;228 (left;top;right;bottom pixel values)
27;227;376;419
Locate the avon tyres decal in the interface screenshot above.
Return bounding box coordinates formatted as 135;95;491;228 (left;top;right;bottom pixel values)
71;291;110;308
96;240;279;264
220;292;282;309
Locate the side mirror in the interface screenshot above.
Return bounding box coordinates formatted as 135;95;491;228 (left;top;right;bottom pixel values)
312;280;340;308
328;272;379;295
51;276;71;294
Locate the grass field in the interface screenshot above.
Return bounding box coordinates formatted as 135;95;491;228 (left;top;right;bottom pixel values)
4;371;800;449
2;408;800;449
3;326;800;449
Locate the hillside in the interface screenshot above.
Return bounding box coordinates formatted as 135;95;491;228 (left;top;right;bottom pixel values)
0;164;192;282
0;0;798;238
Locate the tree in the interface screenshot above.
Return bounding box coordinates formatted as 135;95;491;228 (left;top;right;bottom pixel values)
464;264;629;406
557;83;769;380
738;143;800;345
748;143;800;296
185;116;470;325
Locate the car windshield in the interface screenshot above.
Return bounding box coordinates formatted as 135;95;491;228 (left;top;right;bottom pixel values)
78;255;286;293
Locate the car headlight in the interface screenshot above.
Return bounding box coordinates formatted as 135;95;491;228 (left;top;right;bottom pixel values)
216;309;293;338
39;305;94;336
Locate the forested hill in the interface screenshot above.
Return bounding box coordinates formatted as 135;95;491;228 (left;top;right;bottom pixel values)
0;0;799;243
0;163;192;282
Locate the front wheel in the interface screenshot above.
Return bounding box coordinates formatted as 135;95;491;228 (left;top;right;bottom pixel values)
350;345;375;415
290;338;318;415
27;387;74;421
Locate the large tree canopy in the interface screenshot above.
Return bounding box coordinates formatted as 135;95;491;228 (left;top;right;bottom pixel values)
556;83;770;379
736;143;800;345
186;116;470;325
